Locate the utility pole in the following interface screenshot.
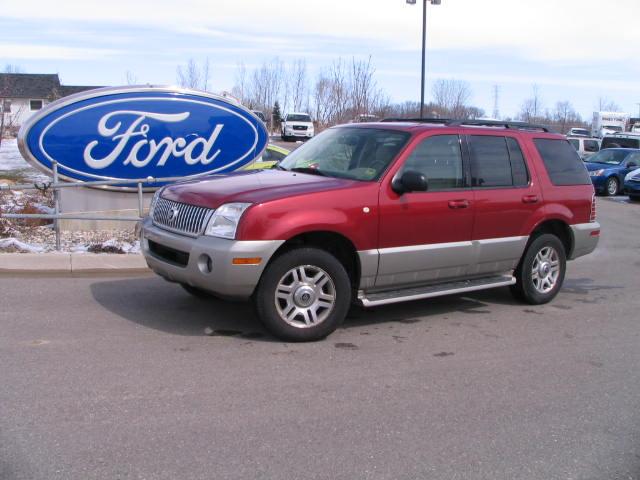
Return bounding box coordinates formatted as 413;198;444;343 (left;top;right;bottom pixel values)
492;85;500;120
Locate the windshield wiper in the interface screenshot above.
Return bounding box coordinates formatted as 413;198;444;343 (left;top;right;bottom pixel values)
289;167;328;177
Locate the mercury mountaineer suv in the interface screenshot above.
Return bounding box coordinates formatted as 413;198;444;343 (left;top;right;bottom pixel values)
142;119;600;341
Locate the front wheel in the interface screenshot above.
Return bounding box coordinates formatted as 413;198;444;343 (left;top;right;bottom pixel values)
510;234;566;305
253;248;351;341
605;177;619;196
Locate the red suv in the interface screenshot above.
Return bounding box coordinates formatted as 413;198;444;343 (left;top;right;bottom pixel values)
142;119;600;341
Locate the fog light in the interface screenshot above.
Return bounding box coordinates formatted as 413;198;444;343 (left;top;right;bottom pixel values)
198;254;213;274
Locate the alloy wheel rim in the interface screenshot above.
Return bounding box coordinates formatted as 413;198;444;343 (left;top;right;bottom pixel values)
531;246;560;294
275;265;336;328
607;179;618;195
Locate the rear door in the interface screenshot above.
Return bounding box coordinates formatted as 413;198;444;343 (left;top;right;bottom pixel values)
466;133;541;276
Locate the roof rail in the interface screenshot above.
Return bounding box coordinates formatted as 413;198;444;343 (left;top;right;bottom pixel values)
381;117;553;133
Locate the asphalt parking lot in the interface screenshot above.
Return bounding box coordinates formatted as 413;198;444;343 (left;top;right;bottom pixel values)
1;197;639;480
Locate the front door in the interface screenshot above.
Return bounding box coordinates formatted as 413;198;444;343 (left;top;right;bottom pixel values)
376;133;475;288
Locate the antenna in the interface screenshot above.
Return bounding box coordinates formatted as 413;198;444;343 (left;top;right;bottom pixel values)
492;85;500;120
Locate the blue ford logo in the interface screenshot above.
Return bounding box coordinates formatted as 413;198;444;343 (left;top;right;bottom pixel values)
17;86;269;190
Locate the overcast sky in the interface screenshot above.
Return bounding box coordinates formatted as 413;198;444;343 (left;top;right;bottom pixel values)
2;0;639;119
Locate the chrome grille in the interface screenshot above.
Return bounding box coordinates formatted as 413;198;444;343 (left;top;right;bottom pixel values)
152;198;212;236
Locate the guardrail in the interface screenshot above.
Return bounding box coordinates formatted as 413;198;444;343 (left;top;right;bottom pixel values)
0;160;181;250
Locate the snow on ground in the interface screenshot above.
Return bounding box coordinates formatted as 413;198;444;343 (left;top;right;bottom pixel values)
1;138;139;253
0;138;49;182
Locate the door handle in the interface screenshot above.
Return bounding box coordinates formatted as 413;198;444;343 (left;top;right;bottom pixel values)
448;199;470;209
522;195;539;204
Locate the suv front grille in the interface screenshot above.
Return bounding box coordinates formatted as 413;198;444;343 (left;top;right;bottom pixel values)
152;198;212;237
292;125;307;131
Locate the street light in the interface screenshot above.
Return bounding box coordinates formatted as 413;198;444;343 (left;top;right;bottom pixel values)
406;0;442;119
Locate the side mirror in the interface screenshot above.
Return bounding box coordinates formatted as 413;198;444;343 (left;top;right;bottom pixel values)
392;170;428;194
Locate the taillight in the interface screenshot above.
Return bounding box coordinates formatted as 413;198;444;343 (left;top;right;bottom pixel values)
590;193;597;222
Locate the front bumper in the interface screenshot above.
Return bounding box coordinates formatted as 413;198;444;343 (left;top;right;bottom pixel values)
569;222;600;260
141;218;284;300
285;129;314;138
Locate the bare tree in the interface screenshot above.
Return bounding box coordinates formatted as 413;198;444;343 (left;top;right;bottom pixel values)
176;58;211;91
519;84;544;123
231;62;248;104
0;73;26;145
3;64;24;74
289;59;308;112
432;79;472;118
125;70;138;85
597;96;621;112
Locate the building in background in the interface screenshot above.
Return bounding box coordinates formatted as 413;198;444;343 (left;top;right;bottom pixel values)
0;73;102;136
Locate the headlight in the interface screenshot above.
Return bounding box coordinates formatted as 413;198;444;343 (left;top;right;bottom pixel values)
625;169;640;181
148;189;162;217
204;203;252;239
590;169;605;177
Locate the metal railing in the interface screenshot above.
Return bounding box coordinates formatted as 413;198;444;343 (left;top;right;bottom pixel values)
0;160;183;250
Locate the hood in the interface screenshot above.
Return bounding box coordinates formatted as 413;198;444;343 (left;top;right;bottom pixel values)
160;169;364;209
584;162;616;171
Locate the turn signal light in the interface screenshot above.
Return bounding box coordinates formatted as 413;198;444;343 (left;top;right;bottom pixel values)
232;257;262;265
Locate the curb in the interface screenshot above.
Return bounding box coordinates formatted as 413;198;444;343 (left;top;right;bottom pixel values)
0;253;151;276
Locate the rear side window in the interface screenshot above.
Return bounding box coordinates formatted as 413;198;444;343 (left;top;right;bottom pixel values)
468;135;529;188
534;139;591;185
601;137;640;149
584;140;599;152
568;139;579;150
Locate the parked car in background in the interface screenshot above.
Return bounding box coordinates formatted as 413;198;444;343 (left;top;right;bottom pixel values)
281;112;314;141
584;148;640;195
142;119;599;341
251;110;266;123
567;136;600;159
568;127;591;137
623;167;640;201
601;133;640;150
243;144;290;170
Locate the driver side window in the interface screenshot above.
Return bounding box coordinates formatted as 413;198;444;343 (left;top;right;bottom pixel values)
401;135;464;190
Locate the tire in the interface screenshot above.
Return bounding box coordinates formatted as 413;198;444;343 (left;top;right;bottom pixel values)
510;234;566;305
180;283;214;299
630;195;640;202
605;177;619;196
253;247;351;341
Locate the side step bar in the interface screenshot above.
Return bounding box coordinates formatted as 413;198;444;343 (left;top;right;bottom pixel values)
357;275;516;307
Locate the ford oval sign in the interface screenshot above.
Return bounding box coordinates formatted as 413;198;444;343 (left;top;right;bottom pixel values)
17;86;269;190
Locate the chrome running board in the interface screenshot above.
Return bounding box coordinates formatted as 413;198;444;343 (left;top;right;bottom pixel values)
357;275;515;307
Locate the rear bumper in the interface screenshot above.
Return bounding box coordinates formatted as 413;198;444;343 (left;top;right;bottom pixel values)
623;181;640;195
141;218;284;300
569;222;600;260
590;176;607;192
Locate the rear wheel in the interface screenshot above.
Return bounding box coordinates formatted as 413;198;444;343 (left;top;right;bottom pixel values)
510;234;566;305
605;177;619;196
629;195;640;202
254;248;351;341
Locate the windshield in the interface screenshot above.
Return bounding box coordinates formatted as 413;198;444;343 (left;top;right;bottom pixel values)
278;127;411;181
571;129;590;136
287;114;311;122
603;126;623;132
587;149;629;165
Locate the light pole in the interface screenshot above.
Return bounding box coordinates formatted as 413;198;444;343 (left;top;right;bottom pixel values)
406;0;441;119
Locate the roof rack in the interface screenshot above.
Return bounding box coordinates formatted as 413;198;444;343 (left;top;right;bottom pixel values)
380;117;553;133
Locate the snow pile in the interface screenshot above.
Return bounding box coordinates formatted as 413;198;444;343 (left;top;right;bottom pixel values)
0;237;45;253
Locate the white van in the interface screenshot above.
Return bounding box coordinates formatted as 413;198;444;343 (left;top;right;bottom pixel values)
567;136;600;160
